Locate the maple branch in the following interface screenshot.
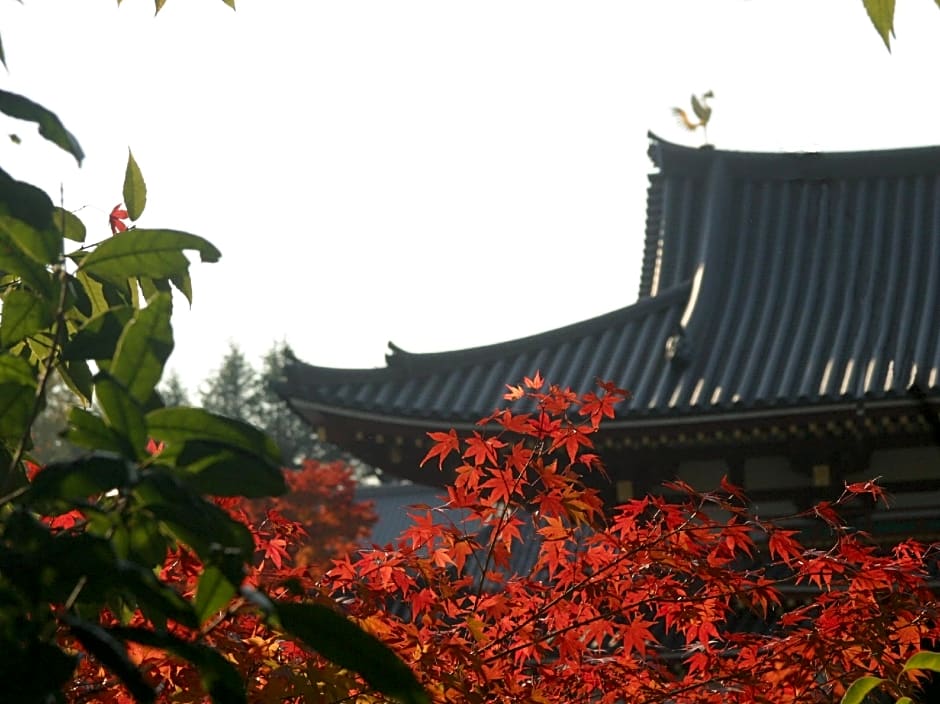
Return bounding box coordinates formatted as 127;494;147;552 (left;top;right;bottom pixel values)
478;500;710;657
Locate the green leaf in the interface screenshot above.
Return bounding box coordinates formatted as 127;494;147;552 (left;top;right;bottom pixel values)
62;306;133;362
0;214;61;264
58;359;94;406
147;407;282;467
113;560;198;628
66;272;94;316
222;0;235;8
64;617;154;703
110;626;247;704
65;408;117;453
0;32;6;71
123;149;147;221
840;676;885;704
0;166;54;231
79;229;221;286
73;269;111;318
902;650;940;672
170;269;193;305
111;292;173;403
0;354;37;441
27;454;130;504
194;565;236;625
862;0;895;50
134;470;254;585
138;276;171;302
275;602;429;704
0;89;84;165
25;332;55;367
896;697;913;704
0;227;54;297
52;206;86;243
175;444;286;498
95;373;148;458
1;288;54;347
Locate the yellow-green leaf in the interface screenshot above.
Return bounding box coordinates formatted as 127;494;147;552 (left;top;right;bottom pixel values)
862;0;896;50
840;676;885;704
95;373;148;459
0;355;37;441
274;602;429;704
79;229;221;286
0;214;60;265
146;407;281;467
902;650;940;673
0;288;54;347
53;207;86;243
0;228;54;298
194;566;236;625
111;292;173;403
123;149;146;221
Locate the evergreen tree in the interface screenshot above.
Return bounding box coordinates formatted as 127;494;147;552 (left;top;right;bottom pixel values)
258;341;320;465
159;369;191;407
199;342;262;424
198;341;380;476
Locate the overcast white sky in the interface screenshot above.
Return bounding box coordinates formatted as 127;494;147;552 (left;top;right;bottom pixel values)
1;0;939;394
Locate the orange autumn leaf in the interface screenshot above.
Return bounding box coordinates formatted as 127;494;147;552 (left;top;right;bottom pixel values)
420;428;460;469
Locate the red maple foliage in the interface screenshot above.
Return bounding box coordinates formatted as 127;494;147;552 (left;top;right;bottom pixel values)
45;379;940;703
59;459;377;703
326;376;940;703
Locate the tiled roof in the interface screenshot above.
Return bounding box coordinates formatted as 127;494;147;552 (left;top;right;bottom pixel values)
282;134;940;427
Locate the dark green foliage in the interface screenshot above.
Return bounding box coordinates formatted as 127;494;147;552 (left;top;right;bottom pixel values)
275;602;429;704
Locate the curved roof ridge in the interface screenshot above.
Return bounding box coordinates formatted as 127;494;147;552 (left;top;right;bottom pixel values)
384;281;692;373
648;131;940;160
283;281;692;387
648;132;940;179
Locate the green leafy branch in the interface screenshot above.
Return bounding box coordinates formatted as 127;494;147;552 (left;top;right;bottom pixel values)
842;651;940;704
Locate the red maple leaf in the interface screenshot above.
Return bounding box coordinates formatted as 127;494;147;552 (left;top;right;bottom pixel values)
462;432;505;467
24;459;42;481
579;391;620;429
109;203;129;235
843;477;890;506
523;370;544;390
421;429;460;469
503;384;525;401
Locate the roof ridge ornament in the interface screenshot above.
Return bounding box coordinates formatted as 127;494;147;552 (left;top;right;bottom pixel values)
671;90;714;147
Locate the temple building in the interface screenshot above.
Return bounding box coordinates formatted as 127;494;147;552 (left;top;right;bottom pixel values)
279;133;940;539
